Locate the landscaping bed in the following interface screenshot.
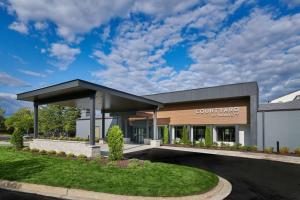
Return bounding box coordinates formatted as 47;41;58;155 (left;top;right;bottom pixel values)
0;147;218;197
162;144;300;157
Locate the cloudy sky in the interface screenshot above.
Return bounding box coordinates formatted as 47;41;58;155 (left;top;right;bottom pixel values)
0;0;300;115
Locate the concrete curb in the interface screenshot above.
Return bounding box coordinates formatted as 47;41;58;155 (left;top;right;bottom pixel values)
159;146;300;164
0;176;231;200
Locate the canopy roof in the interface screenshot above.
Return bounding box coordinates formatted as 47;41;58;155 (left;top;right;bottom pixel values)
17;79;163;112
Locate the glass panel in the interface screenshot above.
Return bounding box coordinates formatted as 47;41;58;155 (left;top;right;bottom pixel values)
174;126;183;139
217;127;235;142
194;126;206;141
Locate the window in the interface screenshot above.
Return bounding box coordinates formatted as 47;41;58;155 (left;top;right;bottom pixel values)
174;126;183;139
194;126;206;141
217;127;235;142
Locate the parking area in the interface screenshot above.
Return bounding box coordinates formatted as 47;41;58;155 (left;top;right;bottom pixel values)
126;148;300;200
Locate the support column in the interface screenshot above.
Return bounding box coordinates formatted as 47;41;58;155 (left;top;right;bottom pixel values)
190;126;194;144
90;94;95;146
171;126;175;143
146;117;149;138
124;116;128;138
33;102;38;139
101;111;105;139
153;110;157;140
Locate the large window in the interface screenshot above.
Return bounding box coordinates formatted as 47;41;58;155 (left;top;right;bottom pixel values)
217;127;235;142
174;126;183;139
194;126;206;141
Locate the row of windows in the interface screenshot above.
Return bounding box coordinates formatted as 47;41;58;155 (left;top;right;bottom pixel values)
173;126;236;142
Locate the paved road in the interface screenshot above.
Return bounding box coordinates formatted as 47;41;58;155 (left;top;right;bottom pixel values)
0;189;64;200
126;149;300;200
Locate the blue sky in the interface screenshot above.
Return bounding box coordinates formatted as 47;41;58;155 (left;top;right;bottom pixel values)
0;0;300;115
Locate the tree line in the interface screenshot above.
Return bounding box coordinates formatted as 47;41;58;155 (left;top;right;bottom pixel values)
0;105;80;137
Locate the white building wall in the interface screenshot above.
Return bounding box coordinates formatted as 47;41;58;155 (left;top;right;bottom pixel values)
257;110;300;152
76;118;116;139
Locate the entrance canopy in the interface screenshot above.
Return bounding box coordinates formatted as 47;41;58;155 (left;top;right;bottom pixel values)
17;79;163;112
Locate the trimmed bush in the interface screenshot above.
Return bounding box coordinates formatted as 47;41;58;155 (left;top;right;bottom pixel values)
57;151;66;157
128;159;141;168
77;154;87;161
10;128;23;149
205;127;213;147
47;150;56;155
182;126;190;145
264;147;274;153
195;140;205;147
212;142;219;148
66;153;75;159
232;143;242;150
106;161;116;168
279;147;289;154
39;150;47;155
107;125;124;161
163;126;169;144
30;148;39;153
251;146;258;152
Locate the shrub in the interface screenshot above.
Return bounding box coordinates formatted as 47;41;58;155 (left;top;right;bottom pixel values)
143;160;152;167
279;147;289;154
232;143;242;150
30;148;39;153
182;126;190;145
39;150;47;155
212;142;219;148
107;125;124;161
128;159;141;168
77;154;87;161
264;147;274;153
163;126;169;144
106;161;116;168
195;140;205;148
57;151;66;157
47;150;57;155
66;153;75;159
295;147;300;155
250;146;258;152
10;128;23;149
205;127;213;147
22;147;30;151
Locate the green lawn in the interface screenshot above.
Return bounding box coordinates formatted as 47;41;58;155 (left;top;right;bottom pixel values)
0;147;218;197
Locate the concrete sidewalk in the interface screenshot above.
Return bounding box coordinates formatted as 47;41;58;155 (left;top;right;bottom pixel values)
159;146;300;164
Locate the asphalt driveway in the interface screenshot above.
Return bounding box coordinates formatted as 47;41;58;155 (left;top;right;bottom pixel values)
126;148;300;200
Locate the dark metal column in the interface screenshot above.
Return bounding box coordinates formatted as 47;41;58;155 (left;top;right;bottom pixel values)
90;93;96;145
33;102;38;138
102;111;105;139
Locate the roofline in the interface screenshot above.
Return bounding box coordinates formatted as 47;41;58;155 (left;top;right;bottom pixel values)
17;79;163;107
143;81;258;97
270;89;300;102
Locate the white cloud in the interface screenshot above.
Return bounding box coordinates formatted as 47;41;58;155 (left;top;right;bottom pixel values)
281;0;300;8
8;21;28;34
34;21;48;30
91;1;245;94
48;43;81;70
0;72;30;87
0;92;32;116
18;69;46;78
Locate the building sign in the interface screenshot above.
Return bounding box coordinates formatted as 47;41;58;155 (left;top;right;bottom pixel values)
195;107;240;117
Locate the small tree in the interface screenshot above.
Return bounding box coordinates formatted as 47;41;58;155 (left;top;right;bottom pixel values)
163;126;169;144
10;128;23;149
107;125;124;161
205;127;213;147
182;126;190;145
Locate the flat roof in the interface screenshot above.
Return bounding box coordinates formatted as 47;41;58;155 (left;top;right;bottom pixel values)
259;100;300;111
17;79;163;112
143;82;258;104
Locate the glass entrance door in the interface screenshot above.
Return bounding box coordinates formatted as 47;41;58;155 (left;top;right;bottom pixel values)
133;127;145;144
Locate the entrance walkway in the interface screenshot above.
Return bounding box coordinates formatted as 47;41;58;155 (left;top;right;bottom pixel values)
158;145;300;164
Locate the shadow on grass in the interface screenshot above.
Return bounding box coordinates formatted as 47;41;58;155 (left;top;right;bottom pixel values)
0;159;45;181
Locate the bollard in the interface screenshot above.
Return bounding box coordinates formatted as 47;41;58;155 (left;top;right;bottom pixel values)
276;141;279;153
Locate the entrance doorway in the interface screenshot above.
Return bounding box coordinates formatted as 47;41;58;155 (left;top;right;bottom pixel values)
132;127;145;144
